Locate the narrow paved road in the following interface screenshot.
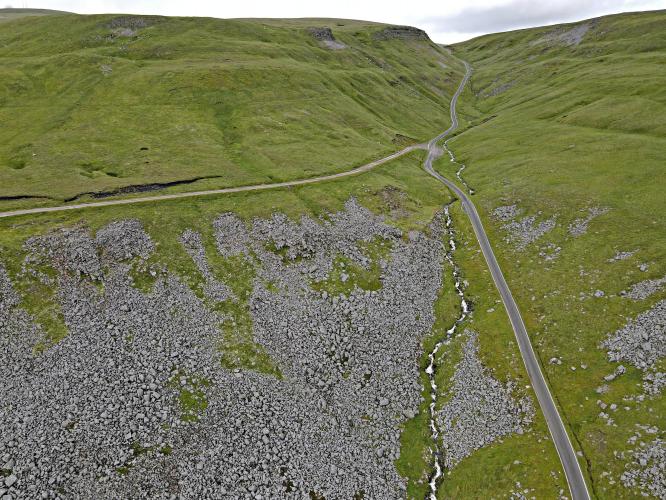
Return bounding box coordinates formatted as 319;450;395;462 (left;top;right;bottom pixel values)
0;145;426;219
424;59;591;500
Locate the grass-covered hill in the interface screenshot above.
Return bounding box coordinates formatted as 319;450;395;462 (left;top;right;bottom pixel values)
436;10;666;498
0;8;70;23
0;11;463;205
1;8;664;499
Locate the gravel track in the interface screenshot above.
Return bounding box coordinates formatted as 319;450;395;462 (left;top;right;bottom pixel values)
0;146;426;220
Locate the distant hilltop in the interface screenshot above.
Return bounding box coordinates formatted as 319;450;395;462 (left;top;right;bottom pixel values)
0;7;72;22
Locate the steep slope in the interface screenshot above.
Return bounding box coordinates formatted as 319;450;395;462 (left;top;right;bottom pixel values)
0;14;463;204
437;10;666;498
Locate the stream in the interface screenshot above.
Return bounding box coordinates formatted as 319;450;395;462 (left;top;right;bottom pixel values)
443;140;474;195
426;205;470;499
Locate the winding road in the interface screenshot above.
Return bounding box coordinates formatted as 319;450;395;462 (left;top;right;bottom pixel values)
424;60;591;500
0;54;591;500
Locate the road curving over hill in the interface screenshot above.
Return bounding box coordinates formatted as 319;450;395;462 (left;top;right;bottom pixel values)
424;59;592;500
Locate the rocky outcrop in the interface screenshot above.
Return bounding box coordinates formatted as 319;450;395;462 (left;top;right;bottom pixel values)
374;25;430;41
602;300;666;371
621;430;665;498
308;27;346;50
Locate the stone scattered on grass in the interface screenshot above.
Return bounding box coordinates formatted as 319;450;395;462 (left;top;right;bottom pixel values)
620;436;665;499
212;213;252;258
643;371;666;396
503;215;556;250
180;229;235;302
480;79;516;98
539;242;561;261
602;300;666;371
530;22;594;48
623;275;666;301
492;204;521;222
568;207;609;237
0;199;449;498
436;330;534;469
603;364;626;382
608;250;637;263
601;300;665;403
492;203;556;250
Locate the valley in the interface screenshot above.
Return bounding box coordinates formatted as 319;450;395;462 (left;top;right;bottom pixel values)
1;8;664;500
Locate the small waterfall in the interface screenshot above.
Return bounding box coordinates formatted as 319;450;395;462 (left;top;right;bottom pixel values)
443;140;475;195
426;205;470;499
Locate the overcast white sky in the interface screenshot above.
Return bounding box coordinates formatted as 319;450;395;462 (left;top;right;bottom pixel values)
9;0;666;42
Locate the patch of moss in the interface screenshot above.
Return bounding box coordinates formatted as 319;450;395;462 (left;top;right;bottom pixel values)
127;257;160;294
311;238;393;297
179;386;208;422
169;370;212;423
131;441;154;457
115;466;130;476
5;254;69;352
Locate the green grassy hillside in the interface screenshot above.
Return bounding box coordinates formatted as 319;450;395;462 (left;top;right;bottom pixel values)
0;13;463;205
1;8;664;499
440;10;666;498
0;8;70;23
